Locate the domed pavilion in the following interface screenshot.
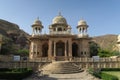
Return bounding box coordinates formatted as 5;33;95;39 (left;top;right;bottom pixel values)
29;13;91;61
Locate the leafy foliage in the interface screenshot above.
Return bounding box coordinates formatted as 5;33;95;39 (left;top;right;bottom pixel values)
0;36;29;56
0;68;33;80
16;49;29;56
98;49;120;57
89;41;100;57
1;36;16;55
98;49;112;57
88;68;101;79
89;39;120;57
101;68;120;71
111;51;120;56
88;68;119;80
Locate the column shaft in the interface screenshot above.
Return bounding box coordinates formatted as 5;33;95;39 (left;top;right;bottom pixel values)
69;40;72;57
69;40;72;61
48;40;52;58
54;41;56;57
64;41;67;57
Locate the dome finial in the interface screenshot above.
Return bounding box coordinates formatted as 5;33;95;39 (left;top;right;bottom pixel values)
81;17;84;20
58;12;61;16
37;17;39;20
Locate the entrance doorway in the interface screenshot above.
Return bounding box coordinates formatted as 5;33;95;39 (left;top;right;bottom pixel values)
42;43;48;57
72;43;78;57
56;41;65;56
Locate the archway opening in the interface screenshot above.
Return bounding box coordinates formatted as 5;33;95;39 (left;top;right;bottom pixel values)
72;43;78;57
58;27;62;31
42;43;48;57
56;41;64;56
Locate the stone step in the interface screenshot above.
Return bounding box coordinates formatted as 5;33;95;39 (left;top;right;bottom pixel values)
52;69;83;74
41;61;84;74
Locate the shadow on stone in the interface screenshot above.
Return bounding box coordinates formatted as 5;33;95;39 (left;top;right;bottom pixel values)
40;76;58;80
23;73;58;80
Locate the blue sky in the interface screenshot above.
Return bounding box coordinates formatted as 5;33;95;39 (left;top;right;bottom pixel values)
0;0;120;36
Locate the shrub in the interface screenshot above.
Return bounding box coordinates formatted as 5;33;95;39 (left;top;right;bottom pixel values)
88;68;119;80
88;68;101;79
0;68;33;80
0;68;11;72
101;68;120;71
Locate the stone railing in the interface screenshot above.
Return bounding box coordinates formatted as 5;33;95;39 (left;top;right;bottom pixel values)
0;57;120;70
50;31;71;35
0;55;120;63
29;57;51;62
71;57;120;62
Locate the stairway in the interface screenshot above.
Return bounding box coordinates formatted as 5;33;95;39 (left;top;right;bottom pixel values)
41;61;84;74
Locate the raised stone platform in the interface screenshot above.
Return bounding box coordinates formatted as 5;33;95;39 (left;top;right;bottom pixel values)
41;61;84;74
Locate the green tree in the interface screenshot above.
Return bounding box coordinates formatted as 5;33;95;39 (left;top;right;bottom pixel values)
89;41;100;57
98;49;112;57
111;51;120;56
16;49;29;56
0;36;16;55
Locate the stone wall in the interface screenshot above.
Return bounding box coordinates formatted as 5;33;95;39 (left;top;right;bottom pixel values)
0;57;120;71
0;55;13;62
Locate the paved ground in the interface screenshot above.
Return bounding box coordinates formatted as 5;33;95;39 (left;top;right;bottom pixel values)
23;70;101;80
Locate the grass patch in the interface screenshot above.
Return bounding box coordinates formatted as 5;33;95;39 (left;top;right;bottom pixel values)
88;68;120;80
101;72;118;80
102;71;120;80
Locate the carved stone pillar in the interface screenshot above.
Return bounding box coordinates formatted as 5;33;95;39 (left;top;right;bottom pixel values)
64;41;67;60
54;41;56;57
69;40;72;57
48;40;52;59
64;41;67;57
69;39;72;61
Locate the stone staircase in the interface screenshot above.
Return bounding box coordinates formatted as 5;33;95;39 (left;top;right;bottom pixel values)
41;61;83;74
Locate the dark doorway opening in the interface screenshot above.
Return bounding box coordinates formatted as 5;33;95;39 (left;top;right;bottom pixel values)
72;43;78;57
42;43;48;57
56;41;64;56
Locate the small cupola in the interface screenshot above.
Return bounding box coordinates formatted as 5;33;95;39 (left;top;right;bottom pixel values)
31;17;43;36
77;19;89;37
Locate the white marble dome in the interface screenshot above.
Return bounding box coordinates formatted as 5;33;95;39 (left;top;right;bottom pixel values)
52;15;67;25
78;19;87;26
33;18;42;25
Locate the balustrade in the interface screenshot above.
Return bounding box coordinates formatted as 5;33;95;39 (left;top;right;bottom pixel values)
0;57;120;69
